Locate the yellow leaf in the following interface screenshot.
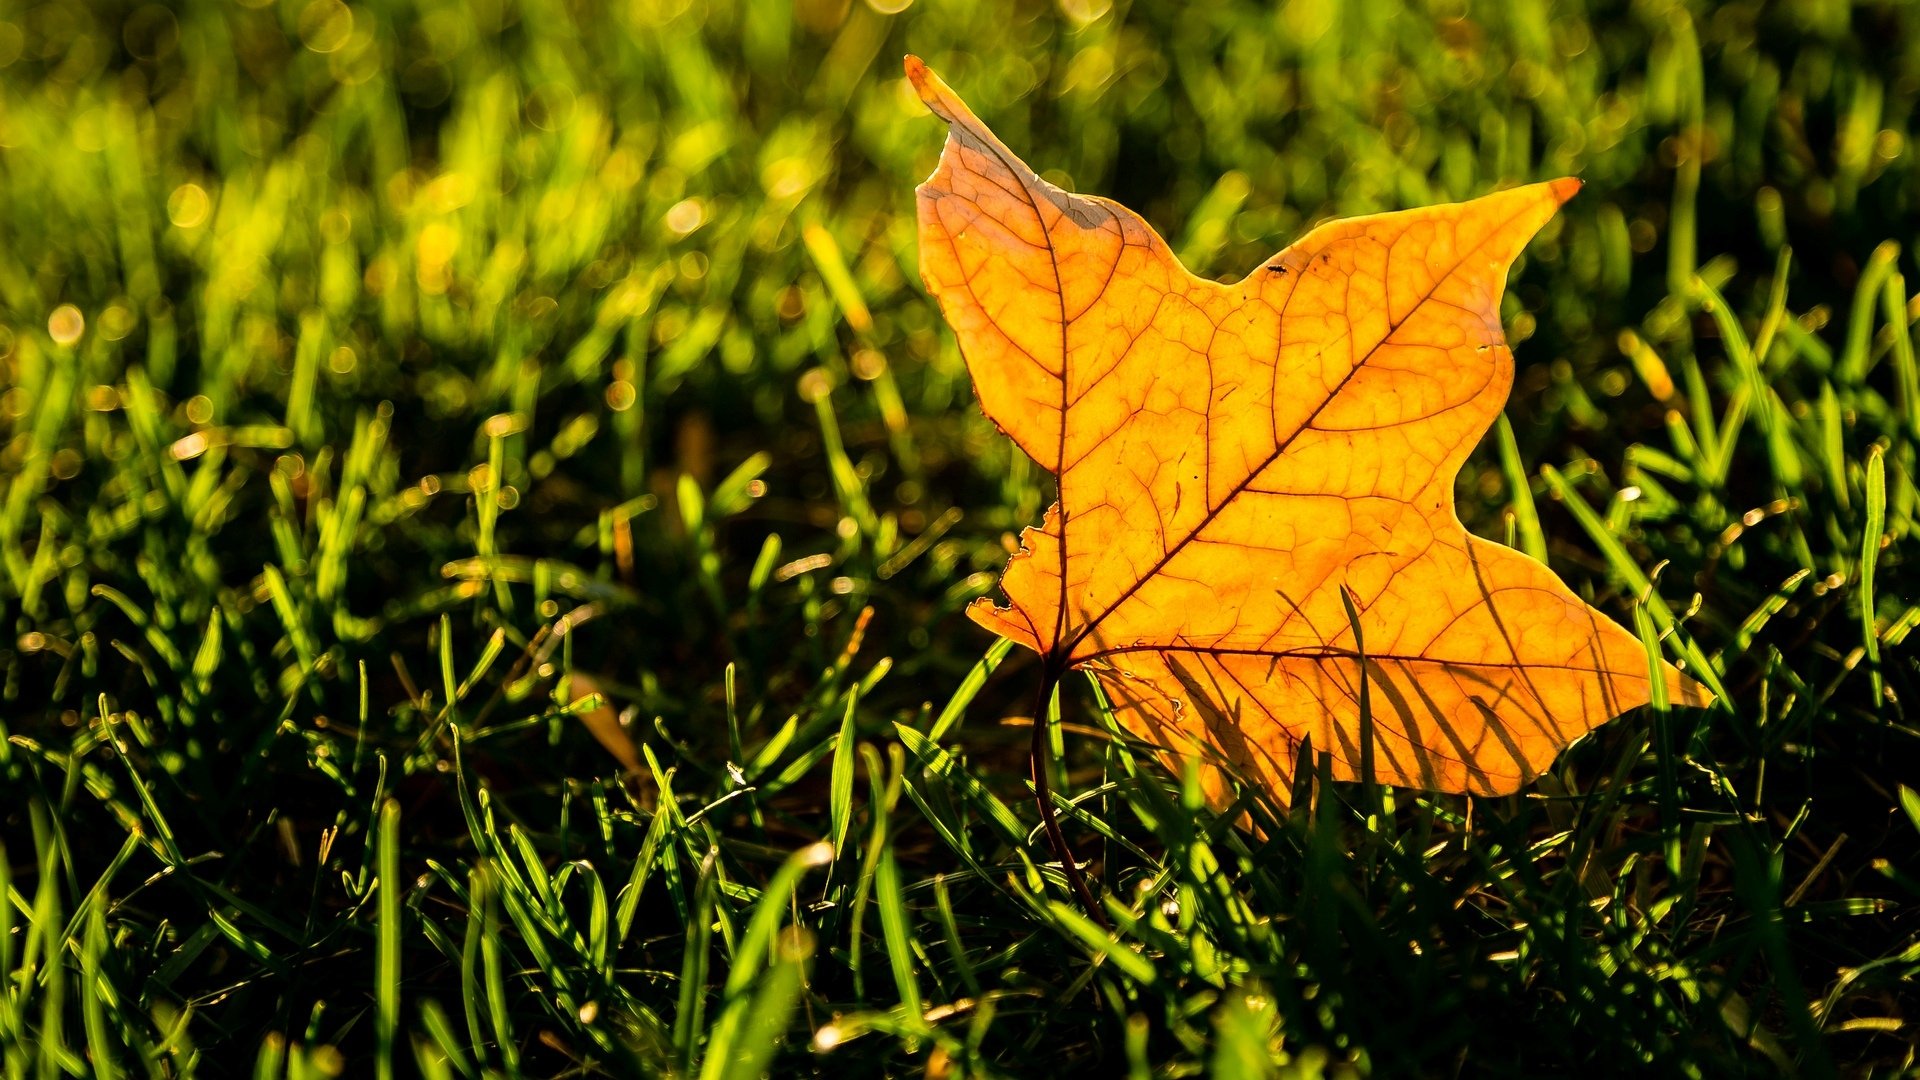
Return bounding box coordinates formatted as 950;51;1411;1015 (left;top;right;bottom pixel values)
907;57;1711;808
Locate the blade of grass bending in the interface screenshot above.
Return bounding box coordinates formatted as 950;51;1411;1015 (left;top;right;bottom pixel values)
1689;273;1797;479
1838;242;1899;385
1540;464;1728;703
1082;672;1143;780
1884;271;1920;439
1494;413;1548;564
478;864;519;1075
1340;585;1379;825
699;927;814;1080
1043;900;1156;985
724;663;744;766
828;686;858;894
1819;384;1849;511
928;638;1013;742
873;842;923;1020
80;893;121;1080
893;724;1025;845
931;875;983;998
1692;272;1815;569
724;841;833;999
375;799;401;1080
55;831;141;958
895;772;1001;897
1635;602;1680;873
416;999;476;1080
34;805;68;1080
103;696;187;868
582;860;610;972
673;849;719;1071
1725;569;1811;664
848;744;897;1002
1862;446;1886;704
437;614;458;718
1702;386;1751;491
1028;786;1157;867
1663;7;1702;300
459;866;487;1072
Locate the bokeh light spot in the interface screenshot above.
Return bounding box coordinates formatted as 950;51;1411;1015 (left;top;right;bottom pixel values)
168;183;211;228
298;0;354;53
666;198;705;235
48;305;85;345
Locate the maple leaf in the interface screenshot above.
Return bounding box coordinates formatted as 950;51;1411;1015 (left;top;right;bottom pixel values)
907;56;1712;810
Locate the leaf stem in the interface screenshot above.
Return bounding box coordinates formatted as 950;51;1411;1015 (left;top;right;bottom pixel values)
1032;661;1109;929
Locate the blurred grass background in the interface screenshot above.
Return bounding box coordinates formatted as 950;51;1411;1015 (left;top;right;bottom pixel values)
2;0;1918;1075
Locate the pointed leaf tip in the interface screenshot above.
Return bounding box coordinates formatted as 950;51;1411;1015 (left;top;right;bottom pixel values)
903;54;946;114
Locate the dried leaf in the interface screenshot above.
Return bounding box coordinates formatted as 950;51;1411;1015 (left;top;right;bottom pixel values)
567;672;642;778
908;56;1711;808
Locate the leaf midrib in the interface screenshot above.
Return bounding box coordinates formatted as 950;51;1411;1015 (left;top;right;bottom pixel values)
1060;201;1540;661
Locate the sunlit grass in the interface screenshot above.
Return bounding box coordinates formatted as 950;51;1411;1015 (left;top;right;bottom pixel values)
2;0;1916;1075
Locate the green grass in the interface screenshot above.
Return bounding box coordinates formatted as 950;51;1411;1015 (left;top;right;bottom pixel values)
2;0;1918;1074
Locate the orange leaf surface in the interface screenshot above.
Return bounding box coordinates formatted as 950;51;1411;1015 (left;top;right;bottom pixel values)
907;57;1712;808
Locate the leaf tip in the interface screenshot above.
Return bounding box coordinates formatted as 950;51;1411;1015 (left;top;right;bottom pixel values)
904;54;941;111
903;55;968;127
966;596;1043;654
1548;176;1584;206
1670;666;1717;710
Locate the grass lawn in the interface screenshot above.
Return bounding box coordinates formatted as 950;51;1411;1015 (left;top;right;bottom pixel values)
2;0;1917;1075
